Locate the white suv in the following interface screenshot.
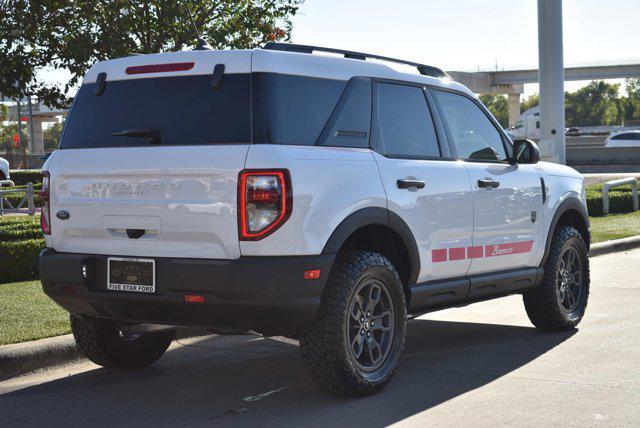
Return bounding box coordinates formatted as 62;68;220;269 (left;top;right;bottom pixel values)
0;156;9;181
40;43;590;397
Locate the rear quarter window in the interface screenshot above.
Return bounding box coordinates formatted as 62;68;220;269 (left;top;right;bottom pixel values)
252;73;346;146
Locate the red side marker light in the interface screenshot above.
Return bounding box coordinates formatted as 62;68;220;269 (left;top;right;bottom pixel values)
184;294;205;303
304;269;322;280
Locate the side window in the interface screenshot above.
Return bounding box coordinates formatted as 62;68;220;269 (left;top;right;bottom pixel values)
434;90;508;162
375;83;440;158
252;73;346;145
316;77;371;148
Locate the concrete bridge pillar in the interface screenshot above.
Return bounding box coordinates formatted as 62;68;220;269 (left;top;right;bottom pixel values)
32;117;45;154
507;93;521;129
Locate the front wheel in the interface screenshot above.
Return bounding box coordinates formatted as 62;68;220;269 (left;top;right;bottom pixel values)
300;251;407;397
523;226;590;331
70;315;175;369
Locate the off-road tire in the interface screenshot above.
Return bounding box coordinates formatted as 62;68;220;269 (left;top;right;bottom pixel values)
70;315;175;369
523;226;590;331
300;251;407;397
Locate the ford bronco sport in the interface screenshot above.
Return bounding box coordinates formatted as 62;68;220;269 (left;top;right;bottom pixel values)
40;43;590;397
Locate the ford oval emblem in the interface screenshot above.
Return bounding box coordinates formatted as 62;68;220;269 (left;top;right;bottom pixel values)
56;210;70;220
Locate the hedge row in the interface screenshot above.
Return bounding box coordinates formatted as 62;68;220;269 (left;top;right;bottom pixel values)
0;216;43;283
8;170;42;186
0;238;45;283
0;227;42;241
586;183;637;217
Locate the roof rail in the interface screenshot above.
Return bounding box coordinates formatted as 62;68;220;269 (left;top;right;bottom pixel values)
262;42;450;79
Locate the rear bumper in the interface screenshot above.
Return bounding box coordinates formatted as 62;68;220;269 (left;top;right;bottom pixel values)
40;248;335;337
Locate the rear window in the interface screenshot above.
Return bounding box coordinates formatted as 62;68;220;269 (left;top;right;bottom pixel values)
60;74;251;149
61;72;352;149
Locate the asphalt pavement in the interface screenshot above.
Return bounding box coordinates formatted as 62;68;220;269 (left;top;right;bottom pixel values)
1;248;640;427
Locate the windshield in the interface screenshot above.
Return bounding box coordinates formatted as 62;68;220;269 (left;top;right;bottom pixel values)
60;74;251;148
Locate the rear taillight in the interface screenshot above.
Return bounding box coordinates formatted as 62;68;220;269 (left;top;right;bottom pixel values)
238;170;292;241
40;171;51;235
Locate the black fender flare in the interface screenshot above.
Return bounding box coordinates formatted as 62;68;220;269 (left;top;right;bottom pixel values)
541;197;590;266
321;207;421;285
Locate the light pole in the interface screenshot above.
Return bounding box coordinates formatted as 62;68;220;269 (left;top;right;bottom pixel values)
537;0;566;164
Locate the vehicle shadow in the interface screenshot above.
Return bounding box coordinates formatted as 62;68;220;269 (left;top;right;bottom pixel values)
1;318;576;427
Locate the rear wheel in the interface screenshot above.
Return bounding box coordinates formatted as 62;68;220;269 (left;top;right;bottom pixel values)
300;251;407;397
523;226;590;331
70;315;174;369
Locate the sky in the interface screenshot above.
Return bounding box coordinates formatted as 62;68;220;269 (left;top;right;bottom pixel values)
289;0;640;97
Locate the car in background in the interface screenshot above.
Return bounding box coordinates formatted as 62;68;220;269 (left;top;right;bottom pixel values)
565;127;579;136
605;130;640;148
0;156;9;181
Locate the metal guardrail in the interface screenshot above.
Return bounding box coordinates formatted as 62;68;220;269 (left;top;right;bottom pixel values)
0;181;36;215
602;178;639;215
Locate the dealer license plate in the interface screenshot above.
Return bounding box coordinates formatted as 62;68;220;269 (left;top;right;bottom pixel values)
107;257;156;293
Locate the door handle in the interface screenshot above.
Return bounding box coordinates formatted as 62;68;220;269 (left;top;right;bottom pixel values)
477;179;500;189
397;179;426;189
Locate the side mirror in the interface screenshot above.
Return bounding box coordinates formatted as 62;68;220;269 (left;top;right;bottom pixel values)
513;139;540;164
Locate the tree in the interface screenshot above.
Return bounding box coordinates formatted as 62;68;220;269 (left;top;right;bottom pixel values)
621;78;640;123
564;81;621;126
521;94;539;113
479;94;509;128
42;121;63;152
0;0;303;107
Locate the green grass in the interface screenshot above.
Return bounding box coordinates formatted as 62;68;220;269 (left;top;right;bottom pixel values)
0;280;70;346
589;211;640;243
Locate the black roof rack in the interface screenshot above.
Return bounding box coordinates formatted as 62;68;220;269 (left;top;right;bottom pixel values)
262;42;449;79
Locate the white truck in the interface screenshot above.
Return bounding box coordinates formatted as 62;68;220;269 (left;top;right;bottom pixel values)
40;43;590;397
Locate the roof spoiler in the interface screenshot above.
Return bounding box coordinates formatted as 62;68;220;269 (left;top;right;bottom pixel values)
262;42;450;79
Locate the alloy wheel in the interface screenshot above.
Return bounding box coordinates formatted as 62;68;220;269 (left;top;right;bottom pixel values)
346;279;395;372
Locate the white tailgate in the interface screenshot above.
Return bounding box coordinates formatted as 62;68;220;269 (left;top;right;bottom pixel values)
47;146;248;259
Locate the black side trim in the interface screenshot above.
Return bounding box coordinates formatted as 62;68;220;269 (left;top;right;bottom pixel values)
541;177;547;203
321;207;420;284
542;197;590;265
408;267;543;315
467;267;541;300
408;277;469;313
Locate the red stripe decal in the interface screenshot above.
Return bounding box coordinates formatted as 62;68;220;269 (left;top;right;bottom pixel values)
432;241;533;263
432;249;448;263
449;247;466;261
484;241;534;257
467;246;483;259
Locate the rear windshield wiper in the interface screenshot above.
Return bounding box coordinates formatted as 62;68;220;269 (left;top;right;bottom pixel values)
112;128;161;144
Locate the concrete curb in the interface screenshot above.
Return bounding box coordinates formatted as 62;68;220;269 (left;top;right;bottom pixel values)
0;334;82;381
590;235;640;257
0;329;210;382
